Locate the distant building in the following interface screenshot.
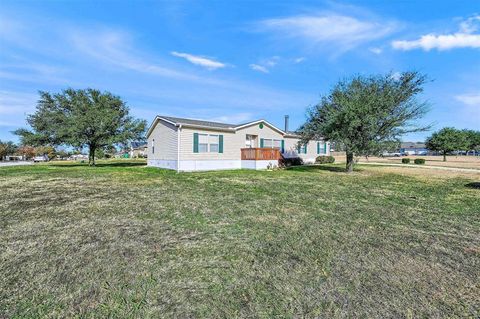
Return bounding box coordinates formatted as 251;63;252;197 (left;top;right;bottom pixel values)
400;142;428;155
129;141;148;158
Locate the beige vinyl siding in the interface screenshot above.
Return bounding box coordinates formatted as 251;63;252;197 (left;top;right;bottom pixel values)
180;128;236;160
179;122;284;160
147;120;178;160
284;137;326;161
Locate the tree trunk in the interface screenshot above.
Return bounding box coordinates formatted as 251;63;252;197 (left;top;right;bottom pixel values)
346;151;354;173
89;145;96;166
443;151;446;162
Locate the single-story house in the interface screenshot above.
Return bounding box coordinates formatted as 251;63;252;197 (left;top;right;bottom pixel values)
146;115;330;171
129;141;148;158
400;142;428;155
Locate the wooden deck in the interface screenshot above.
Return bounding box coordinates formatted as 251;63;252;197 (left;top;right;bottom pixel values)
241;148;281;161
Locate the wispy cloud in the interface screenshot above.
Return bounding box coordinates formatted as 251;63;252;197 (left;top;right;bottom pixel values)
293;57;306;63
257;12;398;53
0;91;37;115
249;64;269;73
369;47;382;54
392;15;480;51
70;30;202;80
249;56;280;73
455;92;480;106
170;51;227;70
454;92;480;124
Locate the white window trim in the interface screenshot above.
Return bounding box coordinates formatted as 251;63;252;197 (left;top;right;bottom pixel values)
198;133;220;153
263;138;282;149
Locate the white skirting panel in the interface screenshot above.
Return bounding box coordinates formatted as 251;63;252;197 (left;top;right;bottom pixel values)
147;159;178;170
179;160;241;171
241;160;278;170
148;159;281;171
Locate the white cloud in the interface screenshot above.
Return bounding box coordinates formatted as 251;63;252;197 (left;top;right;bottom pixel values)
392;15;480;51
455;93;480;106
258;12;397;52
249;56;280;73
455;92;480;123
294;57;306;63
171;51;226;70
71;30;204;81
249;64;269;73
459;15;480;34
369;47;382;54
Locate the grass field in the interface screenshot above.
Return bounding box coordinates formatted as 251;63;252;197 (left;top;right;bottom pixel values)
1;160;479;318
336;154;480;170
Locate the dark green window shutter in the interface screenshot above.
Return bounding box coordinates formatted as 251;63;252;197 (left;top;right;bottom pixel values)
297;144;301;153
317;142;320;154
219;135;223;153
193;133;199;153
260;138;264;148
304;144;307;153
324;142;327;154
281;140;285;153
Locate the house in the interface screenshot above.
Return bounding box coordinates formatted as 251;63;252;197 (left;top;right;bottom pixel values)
400;142;428;155
129;141;148;158
146;115;330;171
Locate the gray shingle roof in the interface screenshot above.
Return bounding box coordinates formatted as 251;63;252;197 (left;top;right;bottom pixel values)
160;116;236;129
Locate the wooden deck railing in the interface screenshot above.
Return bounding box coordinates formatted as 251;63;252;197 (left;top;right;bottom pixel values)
241;148;281;160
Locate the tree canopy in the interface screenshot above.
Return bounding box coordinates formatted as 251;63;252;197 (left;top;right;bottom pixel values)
462;129;480;154
300;71;430;172
15;88;146;165
0;140;18;159
426;127;468;161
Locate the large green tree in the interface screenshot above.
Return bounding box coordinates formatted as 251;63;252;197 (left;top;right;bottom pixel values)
0;140;17;159
426;127;468;161
300;71;430;172
462;129;480;155
15;88;146;166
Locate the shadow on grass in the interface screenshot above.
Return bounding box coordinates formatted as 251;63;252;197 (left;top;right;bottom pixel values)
465;182;480;189
286;165;350;173
50;162;147;168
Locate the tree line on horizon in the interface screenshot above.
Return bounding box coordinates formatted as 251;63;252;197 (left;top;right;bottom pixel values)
2;72;479;170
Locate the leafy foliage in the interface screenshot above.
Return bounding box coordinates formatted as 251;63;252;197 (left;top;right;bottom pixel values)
0;140;18;159
402;158;410;164
315;155;335;164
425;127;467;161
278;156;304;167
300;71;430;172
14;88;147;165
414;158;425;164
462;129;480;152
16;146;36;160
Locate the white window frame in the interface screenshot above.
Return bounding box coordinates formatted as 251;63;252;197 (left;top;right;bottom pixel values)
198;133;220;153
263;138;281;149
209;134;219;153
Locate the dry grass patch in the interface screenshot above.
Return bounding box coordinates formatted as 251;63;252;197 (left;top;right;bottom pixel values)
1;161;479;318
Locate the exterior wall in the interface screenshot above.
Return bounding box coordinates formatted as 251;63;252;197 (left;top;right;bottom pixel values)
284;137;330;163
179;122;284;161
147;159;178;170
147;120;178;161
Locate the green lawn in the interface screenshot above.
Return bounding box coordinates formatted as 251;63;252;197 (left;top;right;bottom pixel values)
1;160;479;318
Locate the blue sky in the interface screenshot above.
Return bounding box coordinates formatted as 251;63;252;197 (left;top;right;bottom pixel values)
0;0;479;143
